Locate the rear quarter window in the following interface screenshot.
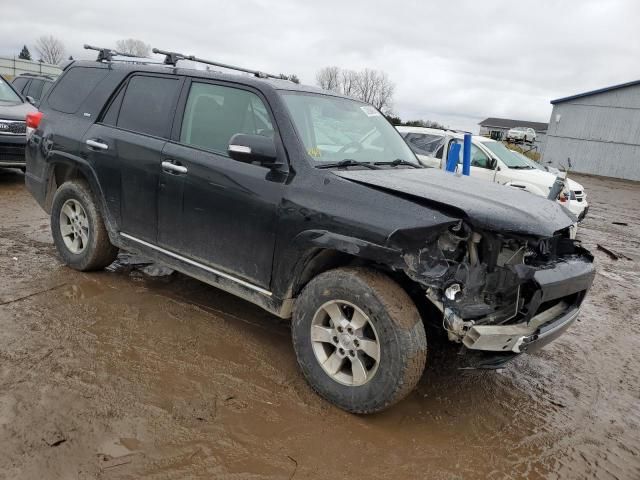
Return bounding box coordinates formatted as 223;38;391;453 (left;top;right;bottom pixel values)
47;67;109;114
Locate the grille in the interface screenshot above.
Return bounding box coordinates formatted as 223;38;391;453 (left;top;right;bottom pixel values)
0;120;27;136
0;143;25;162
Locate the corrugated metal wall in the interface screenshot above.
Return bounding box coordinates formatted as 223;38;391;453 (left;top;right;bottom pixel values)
543;84;640;181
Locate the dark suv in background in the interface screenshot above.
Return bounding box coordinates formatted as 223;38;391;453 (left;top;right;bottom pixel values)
11;73;56;105
0;75;37;169
25;52;595;413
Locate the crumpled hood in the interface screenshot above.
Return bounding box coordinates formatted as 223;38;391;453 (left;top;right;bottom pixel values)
333;168;576;237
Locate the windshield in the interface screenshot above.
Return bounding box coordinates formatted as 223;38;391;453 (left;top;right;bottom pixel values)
281;92;418;165
0;77;22;103
482;141;533;168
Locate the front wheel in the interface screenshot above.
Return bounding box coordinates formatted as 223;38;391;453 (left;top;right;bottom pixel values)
292;267;427;414
51;180;118;271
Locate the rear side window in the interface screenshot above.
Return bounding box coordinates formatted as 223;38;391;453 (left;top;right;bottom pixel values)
116;76;180;138
12;77;29;93
48;67;109;113
26;79;44;100
179;82;274;154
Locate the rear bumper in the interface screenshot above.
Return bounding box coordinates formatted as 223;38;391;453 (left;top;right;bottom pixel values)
459;256;595;366
0;134;26;167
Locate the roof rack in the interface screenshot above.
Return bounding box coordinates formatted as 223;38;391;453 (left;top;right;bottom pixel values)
152;47;282;80
84;44;143;62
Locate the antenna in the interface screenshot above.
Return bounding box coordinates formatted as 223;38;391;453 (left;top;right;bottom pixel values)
152;47;283;80
84;44;142;62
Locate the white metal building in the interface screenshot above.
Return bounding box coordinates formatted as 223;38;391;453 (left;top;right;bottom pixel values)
544;80;640;181
0;56;61;80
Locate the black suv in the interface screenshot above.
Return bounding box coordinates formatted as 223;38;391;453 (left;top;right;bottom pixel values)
11;73;56;105
25;53;595;413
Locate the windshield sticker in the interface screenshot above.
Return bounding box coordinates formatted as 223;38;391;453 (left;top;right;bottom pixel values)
360;105;381;117
308;147;322;157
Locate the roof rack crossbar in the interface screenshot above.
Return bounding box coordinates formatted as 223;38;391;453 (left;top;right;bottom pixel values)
152;47;281;80
84;44;143;62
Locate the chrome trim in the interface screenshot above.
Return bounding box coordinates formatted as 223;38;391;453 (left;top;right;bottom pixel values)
229;144;251;154
161;161;188;174
120;232;272;296
0;119;27;136
85;139;109;150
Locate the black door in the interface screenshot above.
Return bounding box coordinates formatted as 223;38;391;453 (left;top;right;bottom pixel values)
83;74;183;243
158;80;284;289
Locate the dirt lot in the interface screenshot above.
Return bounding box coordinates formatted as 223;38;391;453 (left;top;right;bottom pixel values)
0;169;638;480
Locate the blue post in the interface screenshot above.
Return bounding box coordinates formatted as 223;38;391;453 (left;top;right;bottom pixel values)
445;142;461;173
462;133;471;176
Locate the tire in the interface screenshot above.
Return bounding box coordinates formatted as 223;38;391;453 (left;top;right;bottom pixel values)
50;180;118;271
292;267;427;414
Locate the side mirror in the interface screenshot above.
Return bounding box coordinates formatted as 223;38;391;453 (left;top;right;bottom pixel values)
490;158;498;170
25;95;36;105
228;133;281;168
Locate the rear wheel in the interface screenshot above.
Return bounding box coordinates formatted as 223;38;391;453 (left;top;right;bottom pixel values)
292;267;427;414
51;180;118;271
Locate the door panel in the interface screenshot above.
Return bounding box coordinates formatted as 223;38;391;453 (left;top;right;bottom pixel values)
159;142;281;288
83;123;165;242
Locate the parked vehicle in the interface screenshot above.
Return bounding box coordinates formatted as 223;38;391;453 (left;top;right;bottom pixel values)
397;126;589;221
0;75;37;169
509;150;588;221
11;73;56;105
506;126;536;143
25;52;595;413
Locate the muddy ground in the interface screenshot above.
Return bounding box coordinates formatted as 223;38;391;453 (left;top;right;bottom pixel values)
0;169;638;479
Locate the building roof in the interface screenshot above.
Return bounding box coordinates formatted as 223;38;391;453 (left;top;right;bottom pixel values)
478;117;548;132
551;79;640;104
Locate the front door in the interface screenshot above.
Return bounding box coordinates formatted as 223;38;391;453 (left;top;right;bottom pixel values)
158;80;284;289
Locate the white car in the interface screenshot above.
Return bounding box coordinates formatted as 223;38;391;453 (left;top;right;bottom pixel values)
506;126;536;143
397;126;589;221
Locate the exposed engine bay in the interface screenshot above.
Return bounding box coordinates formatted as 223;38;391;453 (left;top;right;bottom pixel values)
400;221;594;353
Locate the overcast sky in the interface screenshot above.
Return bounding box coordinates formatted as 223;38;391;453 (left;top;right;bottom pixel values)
2;0;639;131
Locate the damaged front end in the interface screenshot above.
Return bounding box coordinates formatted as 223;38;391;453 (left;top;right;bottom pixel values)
392;221;595;367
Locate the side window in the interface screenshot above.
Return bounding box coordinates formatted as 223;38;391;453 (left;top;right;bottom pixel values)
48;67;110;113
404;133;444;156
26;79;44;100
41;81;53;98
452;141;491;168
180;82;274;154
101;85;127;127
12;77;29;93
116;76;181;138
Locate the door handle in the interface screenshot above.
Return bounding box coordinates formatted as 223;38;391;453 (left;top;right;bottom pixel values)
86;139;108;150
161;161;188;174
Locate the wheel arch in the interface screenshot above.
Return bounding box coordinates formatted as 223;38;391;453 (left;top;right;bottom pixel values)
44;156;119;243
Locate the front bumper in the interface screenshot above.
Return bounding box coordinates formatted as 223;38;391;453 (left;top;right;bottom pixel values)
459;256;595;366
0;134;26;167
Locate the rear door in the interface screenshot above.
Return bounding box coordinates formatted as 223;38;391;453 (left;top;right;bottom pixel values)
83;73;183;243
158;79;284;288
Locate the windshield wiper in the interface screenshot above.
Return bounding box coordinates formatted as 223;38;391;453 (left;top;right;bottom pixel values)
316;159;380;169
374;159;422;168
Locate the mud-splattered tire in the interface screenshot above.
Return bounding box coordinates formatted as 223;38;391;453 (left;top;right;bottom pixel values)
50;180;118;271
292;267;427;414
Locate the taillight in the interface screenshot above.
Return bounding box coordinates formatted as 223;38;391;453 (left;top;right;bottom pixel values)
26;111;43;129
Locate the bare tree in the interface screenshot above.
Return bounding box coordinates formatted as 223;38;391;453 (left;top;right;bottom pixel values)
315;66;395;113
339;69;359;97
115;38;151;57
316;66;340;92
34;35;65;65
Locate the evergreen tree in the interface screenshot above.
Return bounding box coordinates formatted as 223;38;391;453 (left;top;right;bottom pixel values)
18;45;31;60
